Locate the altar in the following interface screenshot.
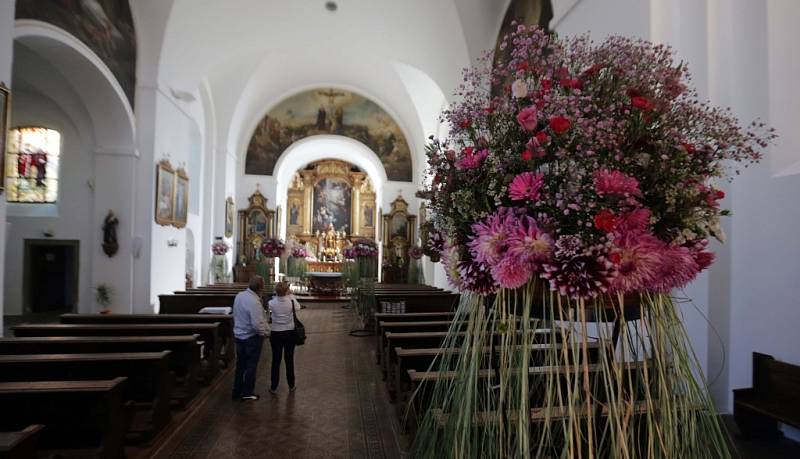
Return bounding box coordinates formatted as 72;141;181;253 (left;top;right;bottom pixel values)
307;271;344;295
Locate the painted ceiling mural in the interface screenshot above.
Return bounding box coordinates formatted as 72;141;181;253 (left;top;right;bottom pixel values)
245;88;413;182
16;0;137;108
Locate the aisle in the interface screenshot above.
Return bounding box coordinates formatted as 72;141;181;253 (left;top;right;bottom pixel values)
153;302;406;459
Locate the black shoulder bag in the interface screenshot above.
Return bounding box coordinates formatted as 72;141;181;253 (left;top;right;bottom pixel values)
292;299;306;345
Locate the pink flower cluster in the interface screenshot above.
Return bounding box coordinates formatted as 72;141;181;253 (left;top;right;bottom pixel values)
408;246;424;260
211;240;229;256
259;238;285;258
422;25;773;298
290;246;309;258
344;240;379;259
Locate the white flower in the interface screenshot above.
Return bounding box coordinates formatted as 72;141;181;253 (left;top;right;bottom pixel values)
511;79;529;99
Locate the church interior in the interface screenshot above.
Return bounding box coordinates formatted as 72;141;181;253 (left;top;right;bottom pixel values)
0;0;799;457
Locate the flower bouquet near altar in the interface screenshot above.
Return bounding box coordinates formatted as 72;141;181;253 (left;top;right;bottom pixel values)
259;238;285;258
211;240;229;255
287;245;309;278
410;25;774;458
290;246;309;258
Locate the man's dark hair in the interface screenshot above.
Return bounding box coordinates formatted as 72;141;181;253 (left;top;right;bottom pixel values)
248;276;264;293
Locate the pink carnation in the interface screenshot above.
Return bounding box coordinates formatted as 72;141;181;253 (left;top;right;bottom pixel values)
594;169;642;197
456;147;489;170
516;106;539;131
508;172;544;201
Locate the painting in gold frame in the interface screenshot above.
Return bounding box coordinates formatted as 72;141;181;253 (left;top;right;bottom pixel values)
0;82;9;194
225;197;235;238
173;168;189;228
155;160;175;226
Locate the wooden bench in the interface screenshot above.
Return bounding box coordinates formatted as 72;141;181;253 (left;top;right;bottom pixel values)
375;293;459;313
0;335;202;401
60;313;234;367
158;294;236;314
392;342;604;400
12;323;222;378
734;352;800;439
0;379;131;458
0;425;44;459
0;352;173;439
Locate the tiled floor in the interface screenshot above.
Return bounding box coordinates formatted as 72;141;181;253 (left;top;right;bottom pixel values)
152;302;407;459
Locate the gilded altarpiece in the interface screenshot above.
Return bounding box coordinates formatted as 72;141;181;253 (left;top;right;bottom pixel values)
234;189;276;282
382;195;416;283
285;160;377;256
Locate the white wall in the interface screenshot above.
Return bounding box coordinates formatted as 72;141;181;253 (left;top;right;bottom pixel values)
0;0;15;335
4;88;93;315
148;90;203;307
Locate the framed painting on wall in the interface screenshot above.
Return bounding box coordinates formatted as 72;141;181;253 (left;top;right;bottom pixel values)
0;82;9;193
155;160;175;226
173;168;189;228
225;197;235;238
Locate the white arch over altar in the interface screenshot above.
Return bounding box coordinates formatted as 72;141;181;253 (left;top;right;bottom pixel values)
272;135;387;242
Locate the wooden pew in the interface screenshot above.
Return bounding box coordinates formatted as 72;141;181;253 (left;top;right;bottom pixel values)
0;425;44;459
0;335;202;401
393;342;604;400
158;294;236;314
12;323;222;378
377;321;462;370
372;312;457;339
0;378;131;458
0;352;173;439
734;352;800;439
60;313;234;367
374;293;459;313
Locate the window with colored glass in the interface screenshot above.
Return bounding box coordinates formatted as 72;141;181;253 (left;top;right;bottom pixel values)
5;127;61;203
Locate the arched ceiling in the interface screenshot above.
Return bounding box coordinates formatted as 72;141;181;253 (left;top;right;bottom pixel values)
147;0;511;179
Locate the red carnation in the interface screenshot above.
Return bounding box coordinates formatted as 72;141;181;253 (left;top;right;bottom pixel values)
682;143;696;154
549;116;571;134
560;77;583;90
521;149;533;161
631;96;654;111
458;119;471;129
540;79;552;91
593;209;620;233
517;61;530;72
535;131;550;144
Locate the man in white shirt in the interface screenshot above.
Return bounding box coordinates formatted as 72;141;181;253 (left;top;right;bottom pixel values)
232;276;267;401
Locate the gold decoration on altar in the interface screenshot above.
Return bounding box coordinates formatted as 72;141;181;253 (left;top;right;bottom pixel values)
306;261;343;273
285;159;377;249
382;194;416;282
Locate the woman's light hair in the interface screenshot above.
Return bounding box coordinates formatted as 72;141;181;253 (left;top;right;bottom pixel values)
274;281;291;297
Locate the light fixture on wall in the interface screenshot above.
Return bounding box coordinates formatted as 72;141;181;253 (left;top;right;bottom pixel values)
325;1;337;12
167;239;179;247
42;229;54;238
170;88;196;103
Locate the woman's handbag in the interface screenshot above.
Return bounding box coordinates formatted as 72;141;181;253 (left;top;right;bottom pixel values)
292;299;306;345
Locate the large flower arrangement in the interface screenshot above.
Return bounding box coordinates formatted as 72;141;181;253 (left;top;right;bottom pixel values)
343;239;379;259
411;26;774;459
425;28;773;299
259;238;285;258
211;240;229;255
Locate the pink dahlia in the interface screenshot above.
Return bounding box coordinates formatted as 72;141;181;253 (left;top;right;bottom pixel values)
594;169;642;197
687;239;715;271
516;106;539;131
651;244;700;292
491;256;532;289
609;231;663;294
508;172;545;201
468;211;515;264
505;216;554;266
616;208;651;233
456;147;489;170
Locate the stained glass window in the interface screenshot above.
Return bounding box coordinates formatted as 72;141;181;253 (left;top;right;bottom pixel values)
5;127;61;203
